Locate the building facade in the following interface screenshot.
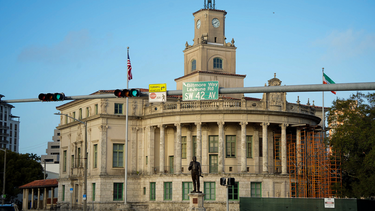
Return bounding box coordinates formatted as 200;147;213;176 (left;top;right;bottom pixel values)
0;94;20;152
56;2;323;211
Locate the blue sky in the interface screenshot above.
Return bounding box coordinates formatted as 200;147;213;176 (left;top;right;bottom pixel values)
1;0;374;157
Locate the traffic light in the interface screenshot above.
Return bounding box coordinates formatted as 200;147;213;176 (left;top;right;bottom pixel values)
227;177;235;186
38;93;65;101
114;89;141;98
220;177;226;186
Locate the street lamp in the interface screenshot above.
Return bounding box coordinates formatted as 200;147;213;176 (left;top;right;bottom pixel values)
0;148;6;205
55;112;87;211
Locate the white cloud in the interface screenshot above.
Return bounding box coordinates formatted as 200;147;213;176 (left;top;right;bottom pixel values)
313;29;375;60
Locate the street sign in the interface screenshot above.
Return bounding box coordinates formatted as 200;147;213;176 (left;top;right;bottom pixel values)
182;81;219;101
149;83;167;92
149;83;167;103
70;188;73;193
324;198;335;208
83;194;87;201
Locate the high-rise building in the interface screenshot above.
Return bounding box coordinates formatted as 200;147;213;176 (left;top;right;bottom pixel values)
41;129;61;164
0;94;20;152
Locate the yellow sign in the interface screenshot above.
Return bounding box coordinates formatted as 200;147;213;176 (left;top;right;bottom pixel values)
149;83;167;92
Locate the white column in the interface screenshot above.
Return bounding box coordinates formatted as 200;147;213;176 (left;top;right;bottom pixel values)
51;187;54;206
147;126;155;174
218;122;225;173
240;122;248;172
175;123;182;174
261;122;270;173
31;188;34;209
159;125;165;173
99;125;108;175
37;188;40;209
196;122;202;162
281;123;288;175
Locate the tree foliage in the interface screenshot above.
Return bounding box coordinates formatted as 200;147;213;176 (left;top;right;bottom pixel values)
327;92;375;198
0;151;44;202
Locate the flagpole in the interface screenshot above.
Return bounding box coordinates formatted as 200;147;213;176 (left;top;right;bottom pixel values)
124;47;129;205
322;67;326;139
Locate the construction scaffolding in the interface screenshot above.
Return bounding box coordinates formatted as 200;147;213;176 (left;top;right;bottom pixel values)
287;127;341;198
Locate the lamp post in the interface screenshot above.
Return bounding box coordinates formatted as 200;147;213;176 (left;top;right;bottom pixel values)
55;113;87;211
0;148;6;205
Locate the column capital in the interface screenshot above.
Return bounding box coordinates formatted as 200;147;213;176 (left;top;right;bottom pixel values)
217;121;225;126
279;123;289;128
157;124;167;129
260;122;270;127
174;123;181;127
195;122;202;127
240;122;248;126
98;125;109;132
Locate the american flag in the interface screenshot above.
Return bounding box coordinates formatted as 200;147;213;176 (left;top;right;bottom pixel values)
127;54;133;81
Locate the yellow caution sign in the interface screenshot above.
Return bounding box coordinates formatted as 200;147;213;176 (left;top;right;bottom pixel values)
149;83;167;92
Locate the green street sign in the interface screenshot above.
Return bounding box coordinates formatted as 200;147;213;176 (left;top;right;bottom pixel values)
182;81;219;101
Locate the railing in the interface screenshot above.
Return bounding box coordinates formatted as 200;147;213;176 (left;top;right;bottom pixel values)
144;99;316;116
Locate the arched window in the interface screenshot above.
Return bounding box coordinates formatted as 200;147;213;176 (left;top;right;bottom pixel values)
192;60;196;71
213;57;223;69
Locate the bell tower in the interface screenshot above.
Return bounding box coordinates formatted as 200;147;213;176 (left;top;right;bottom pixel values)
175;1;246;99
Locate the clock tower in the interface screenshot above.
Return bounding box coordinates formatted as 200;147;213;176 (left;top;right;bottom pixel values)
175;0;246;98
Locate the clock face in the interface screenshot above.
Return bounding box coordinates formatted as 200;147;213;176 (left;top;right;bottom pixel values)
196;19;201;29
212;18;220;28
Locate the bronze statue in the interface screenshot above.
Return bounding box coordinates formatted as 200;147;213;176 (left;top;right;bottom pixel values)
188;156;202;193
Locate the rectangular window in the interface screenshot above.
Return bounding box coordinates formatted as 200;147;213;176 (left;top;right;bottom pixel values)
62;185;65;201
93;144;98;168
113;144;124;167
226;135;236;158
63;150;67;172
79;108;82;119
65;116;68;124
169;156;174;174
150;182;156;201
95;104;98;115
209;136;218;153
114;103;123;114
181;136;187;159
228;182;239;200
86;107;90;118
204;182;216;200
146;156;148;165
209;155;218;173
251;182;262;197
182;182;193;200
92;183;96;201
247;135;253;158
192;136;197;157
71;155;74;168
164;182;172;200
113;183;123;201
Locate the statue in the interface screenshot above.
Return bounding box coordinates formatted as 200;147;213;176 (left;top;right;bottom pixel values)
188;156;202;193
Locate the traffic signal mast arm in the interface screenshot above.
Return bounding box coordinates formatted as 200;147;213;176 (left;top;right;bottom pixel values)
1;82;375;103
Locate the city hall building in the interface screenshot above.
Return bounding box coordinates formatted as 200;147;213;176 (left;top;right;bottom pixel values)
56;2;324;211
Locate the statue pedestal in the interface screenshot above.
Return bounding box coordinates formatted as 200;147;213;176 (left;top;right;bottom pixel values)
188;193;206;211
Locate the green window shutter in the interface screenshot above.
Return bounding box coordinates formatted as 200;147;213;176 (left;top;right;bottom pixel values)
228;182;239;200
113;183;123;201
92;183;96;201
251;182;262;197
164;182;172;200
94;144;98;168
181;136;187;159
63;150;67;172
209;135;218;153
113;144;124;167
62;185;65;201
182;182;193;200
246;135;253;158
204;182;216;200
150;182;156;201
226;135;236;158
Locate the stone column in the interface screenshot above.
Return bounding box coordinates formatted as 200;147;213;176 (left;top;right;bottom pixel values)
131;127;138;173
43;187;47;209
281;123;289;175
31;188;34;209
175;123;182;174
187;125;192;162
240;122;248;172
261;122;270;173
37;188;40;209
202;125;208;173
99;125;108;175
147;126;155;174
51;187;55;207
218;122;225;173
22;189;28;211
196;122;202;162
296;128;302;175
253;130;260;174
159;125;166;173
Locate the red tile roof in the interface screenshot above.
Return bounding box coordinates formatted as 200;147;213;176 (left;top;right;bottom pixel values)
19;179;58;189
